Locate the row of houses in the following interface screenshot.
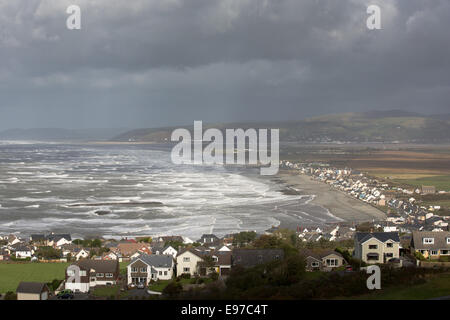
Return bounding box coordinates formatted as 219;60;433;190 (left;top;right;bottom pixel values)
64;247;284;293
280;160;450;233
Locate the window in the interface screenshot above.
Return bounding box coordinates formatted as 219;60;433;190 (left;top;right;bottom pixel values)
183;257;190;262
326;259;338;267
80;271;86;276
96;273;104;277
423;238;434;244
386;253;393;258
131;267;138;272
386;242;393;248
164;271;168;276
311;262;319;267
431;250;438;255
183;267;190;273
105;273;113;278
159;271;162;275
90;277;96;282
140;267;147;273
447;238;450;244
369;244;378;249
441;250;449;255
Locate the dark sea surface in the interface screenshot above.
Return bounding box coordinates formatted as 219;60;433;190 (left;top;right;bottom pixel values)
0;141;341;239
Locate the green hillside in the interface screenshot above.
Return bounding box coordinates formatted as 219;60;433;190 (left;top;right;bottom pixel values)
112;111;450;143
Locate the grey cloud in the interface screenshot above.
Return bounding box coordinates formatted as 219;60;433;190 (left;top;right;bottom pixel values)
0;0;449;129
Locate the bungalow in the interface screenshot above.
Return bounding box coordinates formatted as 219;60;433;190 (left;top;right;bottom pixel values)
14;245;33;259
303;250;347;272
127;253;174;285
7;234;21;246
30;234;46;244
160;245;177;258
16;282;50;300
353;232;400;264
65;260;120;293
113;242;151;260
198;234;220;245
102;251;122;262
411;231;450;259
74;248;90;261
46;234;72;248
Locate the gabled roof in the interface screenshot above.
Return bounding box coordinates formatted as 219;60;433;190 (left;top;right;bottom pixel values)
177;248;206;259
131;253;173;268
412;231;450;250
16;282;48;294
355;232;400;244
74;259;119;273
30;234;46;241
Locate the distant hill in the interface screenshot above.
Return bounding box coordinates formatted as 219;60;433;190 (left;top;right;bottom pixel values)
112;110;450;143
0;128;129;141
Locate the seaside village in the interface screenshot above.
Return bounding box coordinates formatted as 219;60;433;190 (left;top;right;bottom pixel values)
280;160;450;233
1;223;450;299
0;163;449;299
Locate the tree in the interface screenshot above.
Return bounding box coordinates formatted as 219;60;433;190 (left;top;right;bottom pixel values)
36;246;62;259
162;281;183;297
232;231;257;247
252;235;283;249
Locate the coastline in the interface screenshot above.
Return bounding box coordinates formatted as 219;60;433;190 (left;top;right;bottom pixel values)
277;170;386;224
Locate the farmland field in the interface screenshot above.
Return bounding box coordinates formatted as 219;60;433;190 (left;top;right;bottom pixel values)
0;262;70;293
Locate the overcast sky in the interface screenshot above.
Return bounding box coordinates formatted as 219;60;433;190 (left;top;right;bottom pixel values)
0;0;449;130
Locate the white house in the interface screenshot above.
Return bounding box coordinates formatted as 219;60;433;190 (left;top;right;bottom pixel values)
65;260;119;293
8;235;21;246
127;254;174;285
75;249;90;261
15;246;33;259
46;234;72;248
176;249;205;277
162;245;178;258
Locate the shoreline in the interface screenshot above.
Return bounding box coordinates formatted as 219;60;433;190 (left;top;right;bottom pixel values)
276;170;386;225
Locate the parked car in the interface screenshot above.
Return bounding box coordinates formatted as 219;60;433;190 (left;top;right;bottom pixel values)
57;289;74;299
345;265;353;272
137;282;145;289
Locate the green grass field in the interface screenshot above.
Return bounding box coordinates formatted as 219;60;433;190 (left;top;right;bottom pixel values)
395;175;450;192
351;273;450;300
0;262;70;293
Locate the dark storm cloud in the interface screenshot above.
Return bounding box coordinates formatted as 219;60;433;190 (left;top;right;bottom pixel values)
0;0;449;129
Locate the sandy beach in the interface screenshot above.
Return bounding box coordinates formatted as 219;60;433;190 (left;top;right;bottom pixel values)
277;170;386;224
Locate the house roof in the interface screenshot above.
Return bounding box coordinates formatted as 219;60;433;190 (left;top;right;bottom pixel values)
47;234;72;242
355;232;400;244
213;251;232;266
131;253;173;268
300;249;344;261
16;282;48;294
412;231;450;250
74;259;118;273
116;242;151;256
30;234;46;241
13;245;31;252
178;248;207;259
232;249;284;267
